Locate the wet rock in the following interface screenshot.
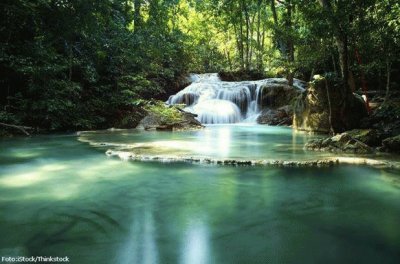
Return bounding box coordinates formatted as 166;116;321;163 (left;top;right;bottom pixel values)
293;76;368;133
137;114;157;129
305;132;373;154
346;129;383;147
257;105;293;126
382;135;400;153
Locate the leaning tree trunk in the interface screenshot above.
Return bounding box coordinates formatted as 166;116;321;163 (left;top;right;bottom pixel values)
0;122;33;136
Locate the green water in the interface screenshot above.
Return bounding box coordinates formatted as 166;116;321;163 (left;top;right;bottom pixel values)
79;124;325;160
0;125;400;264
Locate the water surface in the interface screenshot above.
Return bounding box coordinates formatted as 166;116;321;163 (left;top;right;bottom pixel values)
79;124;324;160
0;127;400;264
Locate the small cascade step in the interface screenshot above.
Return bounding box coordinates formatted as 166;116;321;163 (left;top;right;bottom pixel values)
167;73;305;124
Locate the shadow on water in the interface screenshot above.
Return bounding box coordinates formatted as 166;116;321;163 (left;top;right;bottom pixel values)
24;209;124;256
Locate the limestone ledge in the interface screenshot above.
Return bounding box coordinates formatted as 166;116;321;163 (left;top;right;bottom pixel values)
105;150;400;169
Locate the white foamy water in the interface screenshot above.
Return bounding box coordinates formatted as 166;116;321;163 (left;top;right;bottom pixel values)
167;73;305;124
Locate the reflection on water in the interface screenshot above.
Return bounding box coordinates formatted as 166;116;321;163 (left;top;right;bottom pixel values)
79;124;325;160
80;125;400;166
119;206;158;264
0;130;400;263
181;217;210;264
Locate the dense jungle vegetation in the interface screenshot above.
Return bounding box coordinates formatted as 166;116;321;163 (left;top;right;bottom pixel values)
1;0;399;132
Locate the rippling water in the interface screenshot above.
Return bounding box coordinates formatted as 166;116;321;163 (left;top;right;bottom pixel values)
0;126;399;263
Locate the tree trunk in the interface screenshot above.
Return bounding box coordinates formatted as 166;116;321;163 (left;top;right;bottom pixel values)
226;50;233;71
319;0;350;95
242;0;250;71
260;10;266;70
331;52;337;75
348;70;356;92
238;8;245;70
385;58;391;102
285;0;295;86
233;23;244;70
335;34;350;94
134;0;142;32
324;79;335;135
68;43;73;81
249;13;256;69
256;2;262;71
378;68;382;91
270;0;278;25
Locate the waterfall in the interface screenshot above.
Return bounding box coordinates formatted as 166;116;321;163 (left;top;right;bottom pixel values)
167;73;305;124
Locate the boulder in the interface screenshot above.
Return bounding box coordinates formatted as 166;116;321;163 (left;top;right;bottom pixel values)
305;132;373;154
293;76;369;133
137;105;204;131
137;114;161;129
346;129;383;147
257;105;293;126
259;84;302;109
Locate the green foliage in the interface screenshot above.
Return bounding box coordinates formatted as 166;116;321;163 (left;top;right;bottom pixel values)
375;101;400;121
0;110;19;124
117;75;162;103
0;0;190;131
145;101;184;125
0;0;399;133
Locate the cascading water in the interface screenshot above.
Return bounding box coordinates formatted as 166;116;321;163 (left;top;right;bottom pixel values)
167;73;305;124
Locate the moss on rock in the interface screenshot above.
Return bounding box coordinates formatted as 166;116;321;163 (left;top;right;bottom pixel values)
137;101;203;131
